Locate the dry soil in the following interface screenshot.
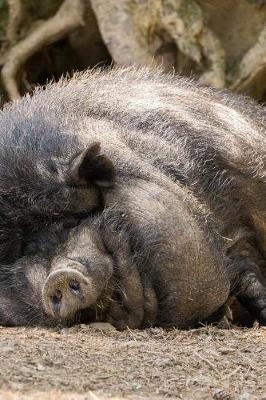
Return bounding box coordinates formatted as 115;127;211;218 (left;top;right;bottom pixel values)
0;323;265;400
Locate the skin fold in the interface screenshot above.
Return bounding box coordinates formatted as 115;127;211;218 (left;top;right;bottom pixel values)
0;67;265;327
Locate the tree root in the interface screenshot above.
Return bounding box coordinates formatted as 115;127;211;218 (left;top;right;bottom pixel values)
1;0;265;102
1;0;85;101
6;0;24;44
92;0;226;88
198;26;226;89
161;0;226;87
230;24;266;98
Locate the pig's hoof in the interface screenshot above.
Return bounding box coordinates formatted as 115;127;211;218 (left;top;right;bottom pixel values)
257;304;266;325
42;269;97;320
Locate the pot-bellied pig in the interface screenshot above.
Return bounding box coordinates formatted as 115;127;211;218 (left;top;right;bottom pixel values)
0;67;265;327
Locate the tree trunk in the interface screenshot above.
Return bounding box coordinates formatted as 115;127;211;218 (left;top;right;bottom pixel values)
0;0;265;102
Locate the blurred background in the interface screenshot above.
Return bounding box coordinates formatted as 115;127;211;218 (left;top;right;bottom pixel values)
0;0;266;104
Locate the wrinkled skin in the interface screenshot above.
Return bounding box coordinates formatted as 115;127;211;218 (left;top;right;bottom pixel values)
0;211;229;329
0;67;265;327
42;218;147;330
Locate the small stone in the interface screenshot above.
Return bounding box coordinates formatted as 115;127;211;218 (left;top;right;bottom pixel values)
36;363;46;371
89;322;117;332
132;382;142;391
9;382;25;391
237;393;253;400
213;389;232;400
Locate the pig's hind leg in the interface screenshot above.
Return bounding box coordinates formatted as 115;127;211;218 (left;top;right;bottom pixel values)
105;237;145;330
231;256;266;325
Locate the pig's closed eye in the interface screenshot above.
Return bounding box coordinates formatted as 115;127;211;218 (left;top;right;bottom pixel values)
67;183;88;189
52;290;62;304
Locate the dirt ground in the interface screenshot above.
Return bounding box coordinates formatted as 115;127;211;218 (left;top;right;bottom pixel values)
0;323;265;400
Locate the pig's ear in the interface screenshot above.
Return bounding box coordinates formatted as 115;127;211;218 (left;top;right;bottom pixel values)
69;142;114;187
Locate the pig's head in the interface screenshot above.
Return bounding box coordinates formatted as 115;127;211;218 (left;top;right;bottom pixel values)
41;221;114;322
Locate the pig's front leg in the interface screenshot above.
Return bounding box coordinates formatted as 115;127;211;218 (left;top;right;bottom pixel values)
102;229;147;330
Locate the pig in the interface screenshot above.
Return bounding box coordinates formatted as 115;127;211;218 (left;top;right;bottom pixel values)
0;66;265;327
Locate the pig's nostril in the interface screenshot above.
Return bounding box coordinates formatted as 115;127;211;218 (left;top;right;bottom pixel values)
69;279;81;294
52;290;62;305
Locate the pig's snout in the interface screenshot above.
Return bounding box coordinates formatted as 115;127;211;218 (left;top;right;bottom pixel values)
42;268;97;320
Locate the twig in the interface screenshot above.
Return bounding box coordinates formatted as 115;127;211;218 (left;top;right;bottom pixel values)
1;0;85;100
230;24;266;96
194;351;222;377
88;392;101;400
221;365;242;381
6;0;24;44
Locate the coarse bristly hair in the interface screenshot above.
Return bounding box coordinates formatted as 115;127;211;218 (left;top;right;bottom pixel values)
0;66;264;251
0;66;265;327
